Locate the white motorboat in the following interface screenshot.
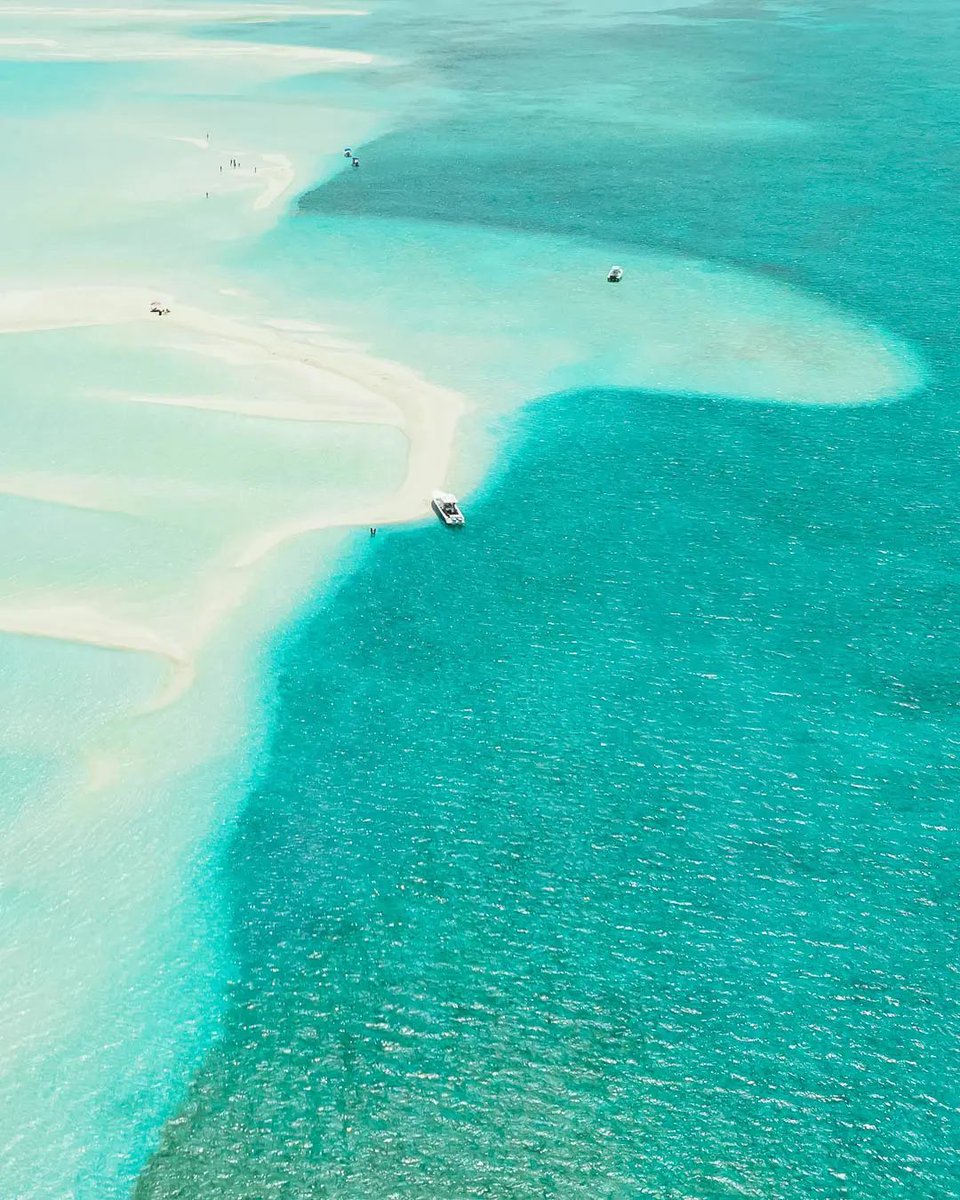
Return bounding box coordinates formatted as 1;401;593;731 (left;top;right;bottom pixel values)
432;490;465;526
607;265;624;283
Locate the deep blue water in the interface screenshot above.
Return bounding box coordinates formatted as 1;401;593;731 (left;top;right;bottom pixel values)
137;1;960;1196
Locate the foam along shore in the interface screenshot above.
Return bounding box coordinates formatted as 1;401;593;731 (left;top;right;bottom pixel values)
0;285;465;700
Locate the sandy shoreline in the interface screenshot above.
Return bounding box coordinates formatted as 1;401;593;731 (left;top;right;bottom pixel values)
0;284;465;697
0;5;447;1194
0;0;408;744
164;136;298;213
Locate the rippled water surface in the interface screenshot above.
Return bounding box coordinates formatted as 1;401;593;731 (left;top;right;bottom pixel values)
136;0;959;1196
139;382;957;1199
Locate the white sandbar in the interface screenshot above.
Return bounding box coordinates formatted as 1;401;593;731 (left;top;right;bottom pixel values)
0;284;464;682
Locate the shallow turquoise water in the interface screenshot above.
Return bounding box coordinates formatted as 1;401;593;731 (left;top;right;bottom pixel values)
138;381;958;1197
91;0;960;1194
0;0;936;1195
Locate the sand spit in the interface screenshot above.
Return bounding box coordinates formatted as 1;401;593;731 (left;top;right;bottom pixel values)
164;140;296;213
0;601;194;709
168;135;210;150
0;286;157;332
0;6;370;19
254;153;296;211
0;36;375;66
0;285;464;700
0;471;138;514
94;388;401;426
0;4;377;71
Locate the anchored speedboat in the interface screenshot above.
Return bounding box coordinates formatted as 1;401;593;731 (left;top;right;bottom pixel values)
432;490;465;526
607;265;624;283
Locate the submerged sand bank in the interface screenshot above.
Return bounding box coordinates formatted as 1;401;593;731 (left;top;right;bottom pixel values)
0;4;928;1196
0;284;464;698
0;7;377;72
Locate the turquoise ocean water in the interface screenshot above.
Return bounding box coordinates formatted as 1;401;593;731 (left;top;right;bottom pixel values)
133;1;958;1198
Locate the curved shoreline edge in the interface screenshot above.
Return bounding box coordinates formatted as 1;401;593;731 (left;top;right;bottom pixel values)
0;284;465;713
0;3;934;1196
0;257;923;707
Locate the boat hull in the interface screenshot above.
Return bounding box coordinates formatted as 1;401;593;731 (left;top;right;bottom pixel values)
432;499;465;526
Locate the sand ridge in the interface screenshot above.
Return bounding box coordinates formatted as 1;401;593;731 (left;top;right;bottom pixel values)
0;284;465;702
0;6;378;81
